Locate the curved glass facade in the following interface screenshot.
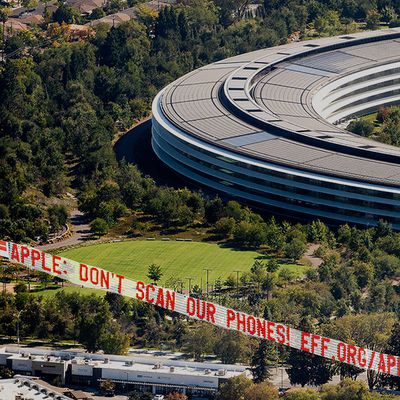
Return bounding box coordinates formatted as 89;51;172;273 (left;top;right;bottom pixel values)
152;106;400;229
151;31;400;230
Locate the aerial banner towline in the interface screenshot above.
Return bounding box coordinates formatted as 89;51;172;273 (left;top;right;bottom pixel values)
2;240;400;377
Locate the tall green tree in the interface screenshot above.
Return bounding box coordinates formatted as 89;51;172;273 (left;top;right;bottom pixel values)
147;264;163;284
251;307;277;383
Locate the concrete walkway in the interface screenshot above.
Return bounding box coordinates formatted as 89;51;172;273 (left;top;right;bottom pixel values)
38;209;93;251
304;244;323;267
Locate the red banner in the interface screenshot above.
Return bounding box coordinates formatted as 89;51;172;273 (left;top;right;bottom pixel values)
2;241;399;376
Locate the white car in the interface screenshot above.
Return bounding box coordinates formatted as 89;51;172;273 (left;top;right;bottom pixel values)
153;396;164;400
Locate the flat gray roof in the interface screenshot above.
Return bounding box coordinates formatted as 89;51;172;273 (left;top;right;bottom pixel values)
159;29;400;187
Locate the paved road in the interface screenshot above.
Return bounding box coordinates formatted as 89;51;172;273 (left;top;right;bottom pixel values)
38;209;93;251
304;244;323;267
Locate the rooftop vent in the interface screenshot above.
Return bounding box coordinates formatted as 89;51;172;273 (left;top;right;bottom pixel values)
304;44;319;48
217;369;227;376
317;135;333;139
103;358;109;364
170;367;175;373
340;36;356;40
360;145;375;149
205;369;211;375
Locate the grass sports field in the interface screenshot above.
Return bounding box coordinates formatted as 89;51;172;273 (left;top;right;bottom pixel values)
56;240;307;287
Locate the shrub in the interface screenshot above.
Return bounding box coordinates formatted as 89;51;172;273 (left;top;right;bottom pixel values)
347;119;374;137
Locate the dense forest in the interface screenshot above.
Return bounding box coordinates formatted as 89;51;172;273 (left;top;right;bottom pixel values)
1;0;400;241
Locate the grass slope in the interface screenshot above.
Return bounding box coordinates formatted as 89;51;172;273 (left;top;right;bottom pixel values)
58;240;306;287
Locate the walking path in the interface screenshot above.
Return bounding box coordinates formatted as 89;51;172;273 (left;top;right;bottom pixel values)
304;244;323;267
38;209;92;251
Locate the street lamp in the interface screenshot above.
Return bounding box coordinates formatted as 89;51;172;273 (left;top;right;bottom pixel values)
233;270;241;295
203;269;211;297
179;280;184;294
186;277;192;294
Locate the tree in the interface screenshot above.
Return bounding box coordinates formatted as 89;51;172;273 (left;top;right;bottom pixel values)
265;218;285;252
0;366;13;378
225;274;236;289
105;292;129;317
184;323;216;361
373;253;400;280
52;4;81;24
166;393;188;400
347;119;375;137
251;307;276;383
78;296;114;352
278;268;296;287
99;322;131;354
307;220;329;243
381;6;397;23
287;318;333;387
262;273;277;300
244;381;279;400
285;239;307;262
382;118;400;146
314;15;329;35
128;393;144;400
90;7;106;20
99;379;115;395
320;379;371;399
321;313;396;388
147;264;163;284
381;320;400;390
48;205;68;233
214;331;249;364
287;347;333;387
351;261;374;289
366;9;381;29
214;217;236;237
205;197;225;224
217;375;253;400
285;388;320;400
266;259;280;273
90;217;109;237
136;4;158;32
234;221;266;248
314;11;341;36
14;282;28;293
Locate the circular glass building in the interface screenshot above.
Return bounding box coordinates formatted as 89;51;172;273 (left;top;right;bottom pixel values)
152;29;400;229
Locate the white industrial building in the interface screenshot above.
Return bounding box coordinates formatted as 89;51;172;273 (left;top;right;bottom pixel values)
0;377;70;400
0;347;248;397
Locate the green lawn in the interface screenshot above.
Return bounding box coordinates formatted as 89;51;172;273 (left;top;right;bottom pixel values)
31;285;105;298
56;240;307;289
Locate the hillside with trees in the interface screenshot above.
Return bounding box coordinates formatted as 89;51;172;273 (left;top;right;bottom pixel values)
1;0;400;241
